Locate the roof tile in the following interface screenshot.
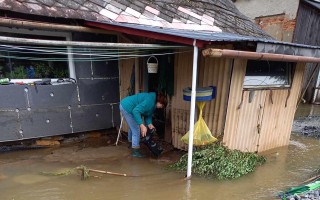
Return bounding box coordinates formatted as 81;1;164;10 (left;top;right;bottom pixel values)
116;14;140;24
37;0;55;7
131;0;146;9
25;3;45;12
145;6;159;16
202;14;215;23
79;5;89;11
72;0;86;4
0;0;272;39
158;12;173;23
125;7;141;18
188;15;201;24
88;0;107;8
105;3;122;14
0;1;12;10
99;8;118;20
128;3;144;13
142;10;158;19
54;2;66;8
62;1;81;10
138;18;163;27
113;0;130;7
109;0;127;11
83;1;103;13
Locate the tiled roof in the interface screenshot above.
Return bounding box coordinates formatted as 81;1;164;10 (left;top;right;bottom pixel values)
0;0;272;39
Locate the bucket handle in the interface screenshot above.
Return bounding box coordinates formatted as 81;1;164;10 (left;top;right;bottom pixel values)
147;56;158;64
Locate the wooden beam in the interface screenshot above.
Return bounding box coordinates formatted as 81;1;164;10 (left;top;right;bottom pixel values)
0;35;184;48
0;17;115;34
203;48;320;63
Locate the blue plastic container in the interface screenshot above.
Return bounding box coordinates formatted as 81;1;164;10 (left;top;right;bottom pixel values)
183;86;216;101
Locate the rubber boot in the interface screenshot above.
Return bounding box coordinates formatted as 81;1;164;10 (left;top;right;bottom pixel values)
131;148;145;158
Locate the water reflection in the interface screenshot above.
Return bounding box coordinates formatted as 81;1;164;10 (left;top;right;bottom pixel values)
0;105;319;200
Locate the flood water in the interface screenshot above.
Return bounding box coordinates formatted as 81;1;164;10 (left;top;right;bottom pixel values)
0;104;320;200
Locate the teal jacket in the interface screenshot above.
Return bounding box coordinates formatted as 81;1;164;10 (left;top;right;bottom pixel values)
120;92;156;125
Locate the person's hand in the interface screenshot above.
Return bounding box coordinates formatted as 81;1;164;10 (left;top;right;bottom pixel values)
148;124;155;130
140;124;147;137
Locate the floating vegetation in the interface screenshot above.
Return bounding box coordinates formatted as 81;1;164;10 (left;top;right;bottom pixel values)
76;165;90;180
40;165;133;180
40;165;90;180
168;143;266;180
40;168;76;177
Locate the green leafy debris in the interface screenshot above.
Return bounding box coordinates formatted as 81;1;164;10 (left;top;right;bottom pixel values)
168;143;266;180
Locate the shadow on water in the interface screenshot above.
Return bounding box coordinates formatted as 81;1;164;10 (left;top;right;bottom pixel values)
0;104;320;200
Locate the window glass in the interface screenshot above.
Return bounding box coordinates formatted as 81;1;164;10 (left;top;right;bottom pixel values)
0;32;69;79
244;60;292;88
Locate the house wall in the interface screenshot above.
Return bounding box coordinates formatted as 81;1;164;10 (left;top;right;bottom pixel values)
171;50;232;149
234;0;299;20
234;0;299;42
235;0;320;104
223;61;305;152
0;32;121;142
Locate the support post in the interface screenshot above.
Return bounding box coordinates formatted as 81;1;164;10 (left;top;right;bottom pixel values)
312;64;320;103
186;40;198;178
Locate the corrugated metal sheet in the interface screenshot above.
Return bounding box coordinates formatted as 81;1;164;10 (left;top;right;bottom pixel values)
223;59;247;149
257;90;291;152
198;56;232;137
223;61;306;152
171;50;232;149
171;50;193;149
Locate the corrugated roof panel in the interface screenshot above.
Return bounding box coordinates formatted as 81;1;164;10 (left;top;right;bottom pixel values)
92;20;320;50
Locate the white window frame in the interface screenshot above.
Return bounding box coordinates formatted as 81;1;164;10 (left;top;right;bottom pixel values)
0;27;76;83
243;60;292;89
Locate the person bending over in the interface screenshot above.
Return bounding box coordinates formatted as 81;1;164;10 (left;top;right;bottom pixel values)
119;92;167;157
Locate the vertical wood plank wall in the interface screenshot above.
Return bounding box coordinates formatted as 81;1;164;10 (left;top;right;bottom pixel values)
171;51;232;149
171;51;193;150
118;56;135;133
223;62;305;152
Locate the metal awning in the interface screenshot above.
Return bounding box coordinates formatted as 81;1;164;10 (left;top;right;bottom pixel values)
85;20;320;57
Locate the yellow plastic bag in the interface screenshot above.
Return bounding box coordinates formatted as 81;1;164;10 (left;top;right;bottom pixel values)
181;102;217;146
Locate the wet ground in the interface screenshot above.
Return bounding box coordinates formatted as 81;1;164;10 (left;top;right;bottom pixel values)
0;104;320;200
293;104;320;138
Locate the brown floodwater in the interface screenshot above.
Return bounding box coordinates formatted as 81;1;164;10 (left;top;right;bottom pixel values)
0;104;319;200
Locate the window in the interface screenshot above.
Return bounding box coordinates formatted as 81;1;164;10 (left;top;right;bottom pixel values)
243;60;293;88
0;28;73;82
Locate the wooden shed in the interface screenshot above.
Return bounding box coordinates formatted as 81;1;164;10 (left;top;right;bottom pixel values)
112;27;319;153
0;0;319;154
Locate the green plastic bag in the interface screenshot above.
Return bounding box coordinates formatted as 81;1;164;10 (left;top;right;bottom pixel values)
181;101;217;146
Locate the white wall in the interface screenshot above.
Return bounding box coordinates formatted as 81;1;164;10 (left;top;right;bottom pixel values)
234;0;300;20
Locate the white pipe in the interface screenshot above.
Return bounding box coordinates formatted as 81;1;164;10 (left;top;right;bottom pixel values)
0;35;183;48
312;64;320;103
186;40;198;178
